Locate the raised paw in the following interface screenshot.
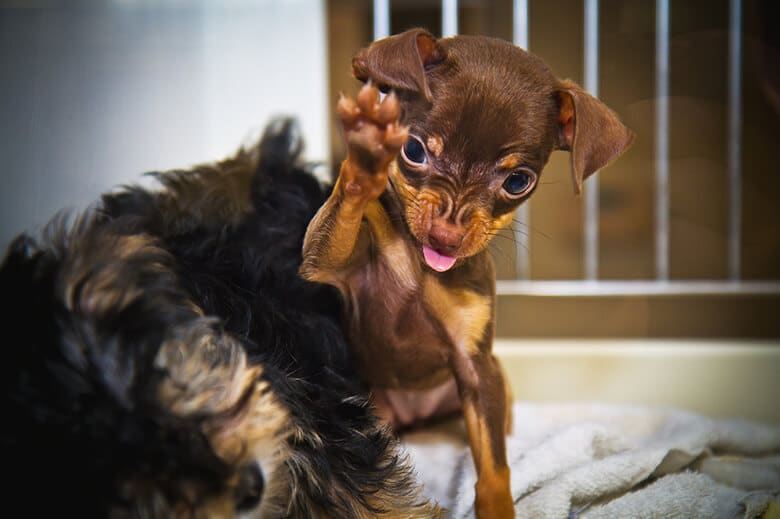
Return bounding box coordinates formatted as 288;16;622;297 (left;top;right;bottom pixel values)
337;83;408;200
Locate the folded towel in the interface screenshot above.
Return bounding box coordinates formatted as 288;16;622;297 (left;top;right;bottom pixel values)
401;403;780;518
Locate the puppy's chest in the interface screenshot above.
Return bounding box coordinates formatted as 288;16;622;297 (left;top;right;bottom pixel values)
350;201;494;357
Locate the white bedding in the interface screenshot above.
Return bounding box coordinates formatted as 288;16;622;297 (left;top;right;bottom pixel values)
401;403;780;518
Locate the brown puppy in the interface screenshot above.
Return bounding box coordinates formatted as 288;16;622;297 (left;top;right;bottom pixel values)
301;28;633;518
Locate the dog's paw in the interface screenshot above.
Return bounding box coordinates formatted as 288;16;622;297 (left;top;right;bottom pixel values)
337;83;408;200
475;469;515;519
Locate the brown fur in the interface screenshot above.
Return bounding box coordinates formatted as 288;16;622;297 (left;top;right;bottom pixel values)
301;29;633;518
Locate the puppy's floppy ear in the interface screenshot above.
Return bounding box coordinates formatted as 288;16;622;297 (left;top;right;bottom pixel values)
352;28;445;102
556;79;634;194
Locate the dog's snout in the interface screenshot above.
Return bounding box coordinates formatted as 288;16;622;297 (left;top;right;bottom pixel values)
428;222;464;255
235;462;265;512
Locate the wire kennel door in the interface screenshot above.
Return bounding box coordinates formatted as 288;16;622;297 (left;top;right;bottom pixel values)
370;0;780;300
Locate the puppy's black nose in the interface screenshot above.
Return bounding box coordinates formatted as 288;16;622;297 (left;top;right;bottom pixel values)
235;462;265;511
428;223;463;256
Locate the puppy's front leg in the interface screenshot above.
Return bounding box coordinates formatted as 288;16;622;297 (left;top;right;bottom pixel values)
301;85;407;282
453;349;515;519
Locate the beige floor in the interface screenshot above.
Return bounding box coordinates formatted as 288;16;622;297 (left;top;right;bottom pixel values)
495;339;780;425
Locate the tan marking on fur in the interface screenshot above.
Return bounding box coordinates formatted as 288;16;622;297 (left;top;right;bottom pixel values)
416;189;442;208
191;495;234;519
388;160;415;191
65;234;162;314
299;138;399;285
499;153;524;170
459;207;491;255
423;277;491;355
279;421;440;519
364;200;417;291
475;465;513;519
493;210;516;232
462;399;481;466
474;416;513;518
156;149;256;232
404;188;438;246
427;135;444;157
188;300;206;317
475;416;507;477
355;426;445;519
116;235;152;257
155;325;291;518
388;161;422;214
211;378;291;519
74;270;143;315
404;187;503;261
413;190;440;236
500;360;515;435
363;497;444;518
463;400;514;518
300;176;368;285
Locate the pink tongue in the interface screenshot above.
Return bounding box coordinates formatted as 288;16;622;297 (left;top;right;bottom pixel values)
422;245;457;272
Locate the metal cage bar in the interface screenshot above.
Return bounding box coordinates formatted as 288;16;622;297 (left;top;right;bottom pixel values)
513;0;531;280
584;0;600;280
728;0;743;280
655;0;670;280
442;0;458;37
373;0;390;40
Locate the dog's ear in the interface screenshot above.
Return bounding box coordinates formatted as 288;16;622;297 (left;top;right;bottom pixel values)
352;28;445;102
555;79;634;194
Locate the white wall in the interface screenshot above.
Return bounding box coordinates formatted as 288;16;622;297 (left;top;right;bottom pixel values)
0;1;329;249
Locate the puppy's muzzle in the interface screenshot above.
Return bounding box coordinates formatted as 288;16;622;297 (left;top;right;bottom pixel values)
428;220;464;256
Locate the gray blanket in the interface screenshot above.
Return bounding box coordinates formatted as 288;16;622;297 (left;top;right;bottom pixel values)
401;403;780;518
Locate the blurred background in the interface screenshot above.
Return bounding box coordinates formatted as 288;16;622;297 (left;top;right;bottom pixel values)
1;0;778;423
0;0;330;249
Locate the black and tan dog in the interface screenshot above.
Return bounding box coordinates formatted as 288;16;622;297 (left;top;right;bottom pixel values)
301;29;633;518
0;121;438;518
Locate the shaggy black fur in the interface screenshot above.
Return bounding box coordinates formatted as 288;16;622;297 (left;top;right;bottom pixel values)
0;120;435;518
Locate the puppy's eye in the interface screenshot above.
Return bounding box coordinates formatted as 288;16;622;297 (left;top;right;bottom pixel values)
401;135;427;166
503;170;536;196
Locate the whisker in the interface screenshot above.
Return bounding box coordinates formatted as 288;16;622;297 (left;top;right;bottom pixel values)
486;233;518;245
509;221;552;241
488;245;515;265
505;227;529;239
